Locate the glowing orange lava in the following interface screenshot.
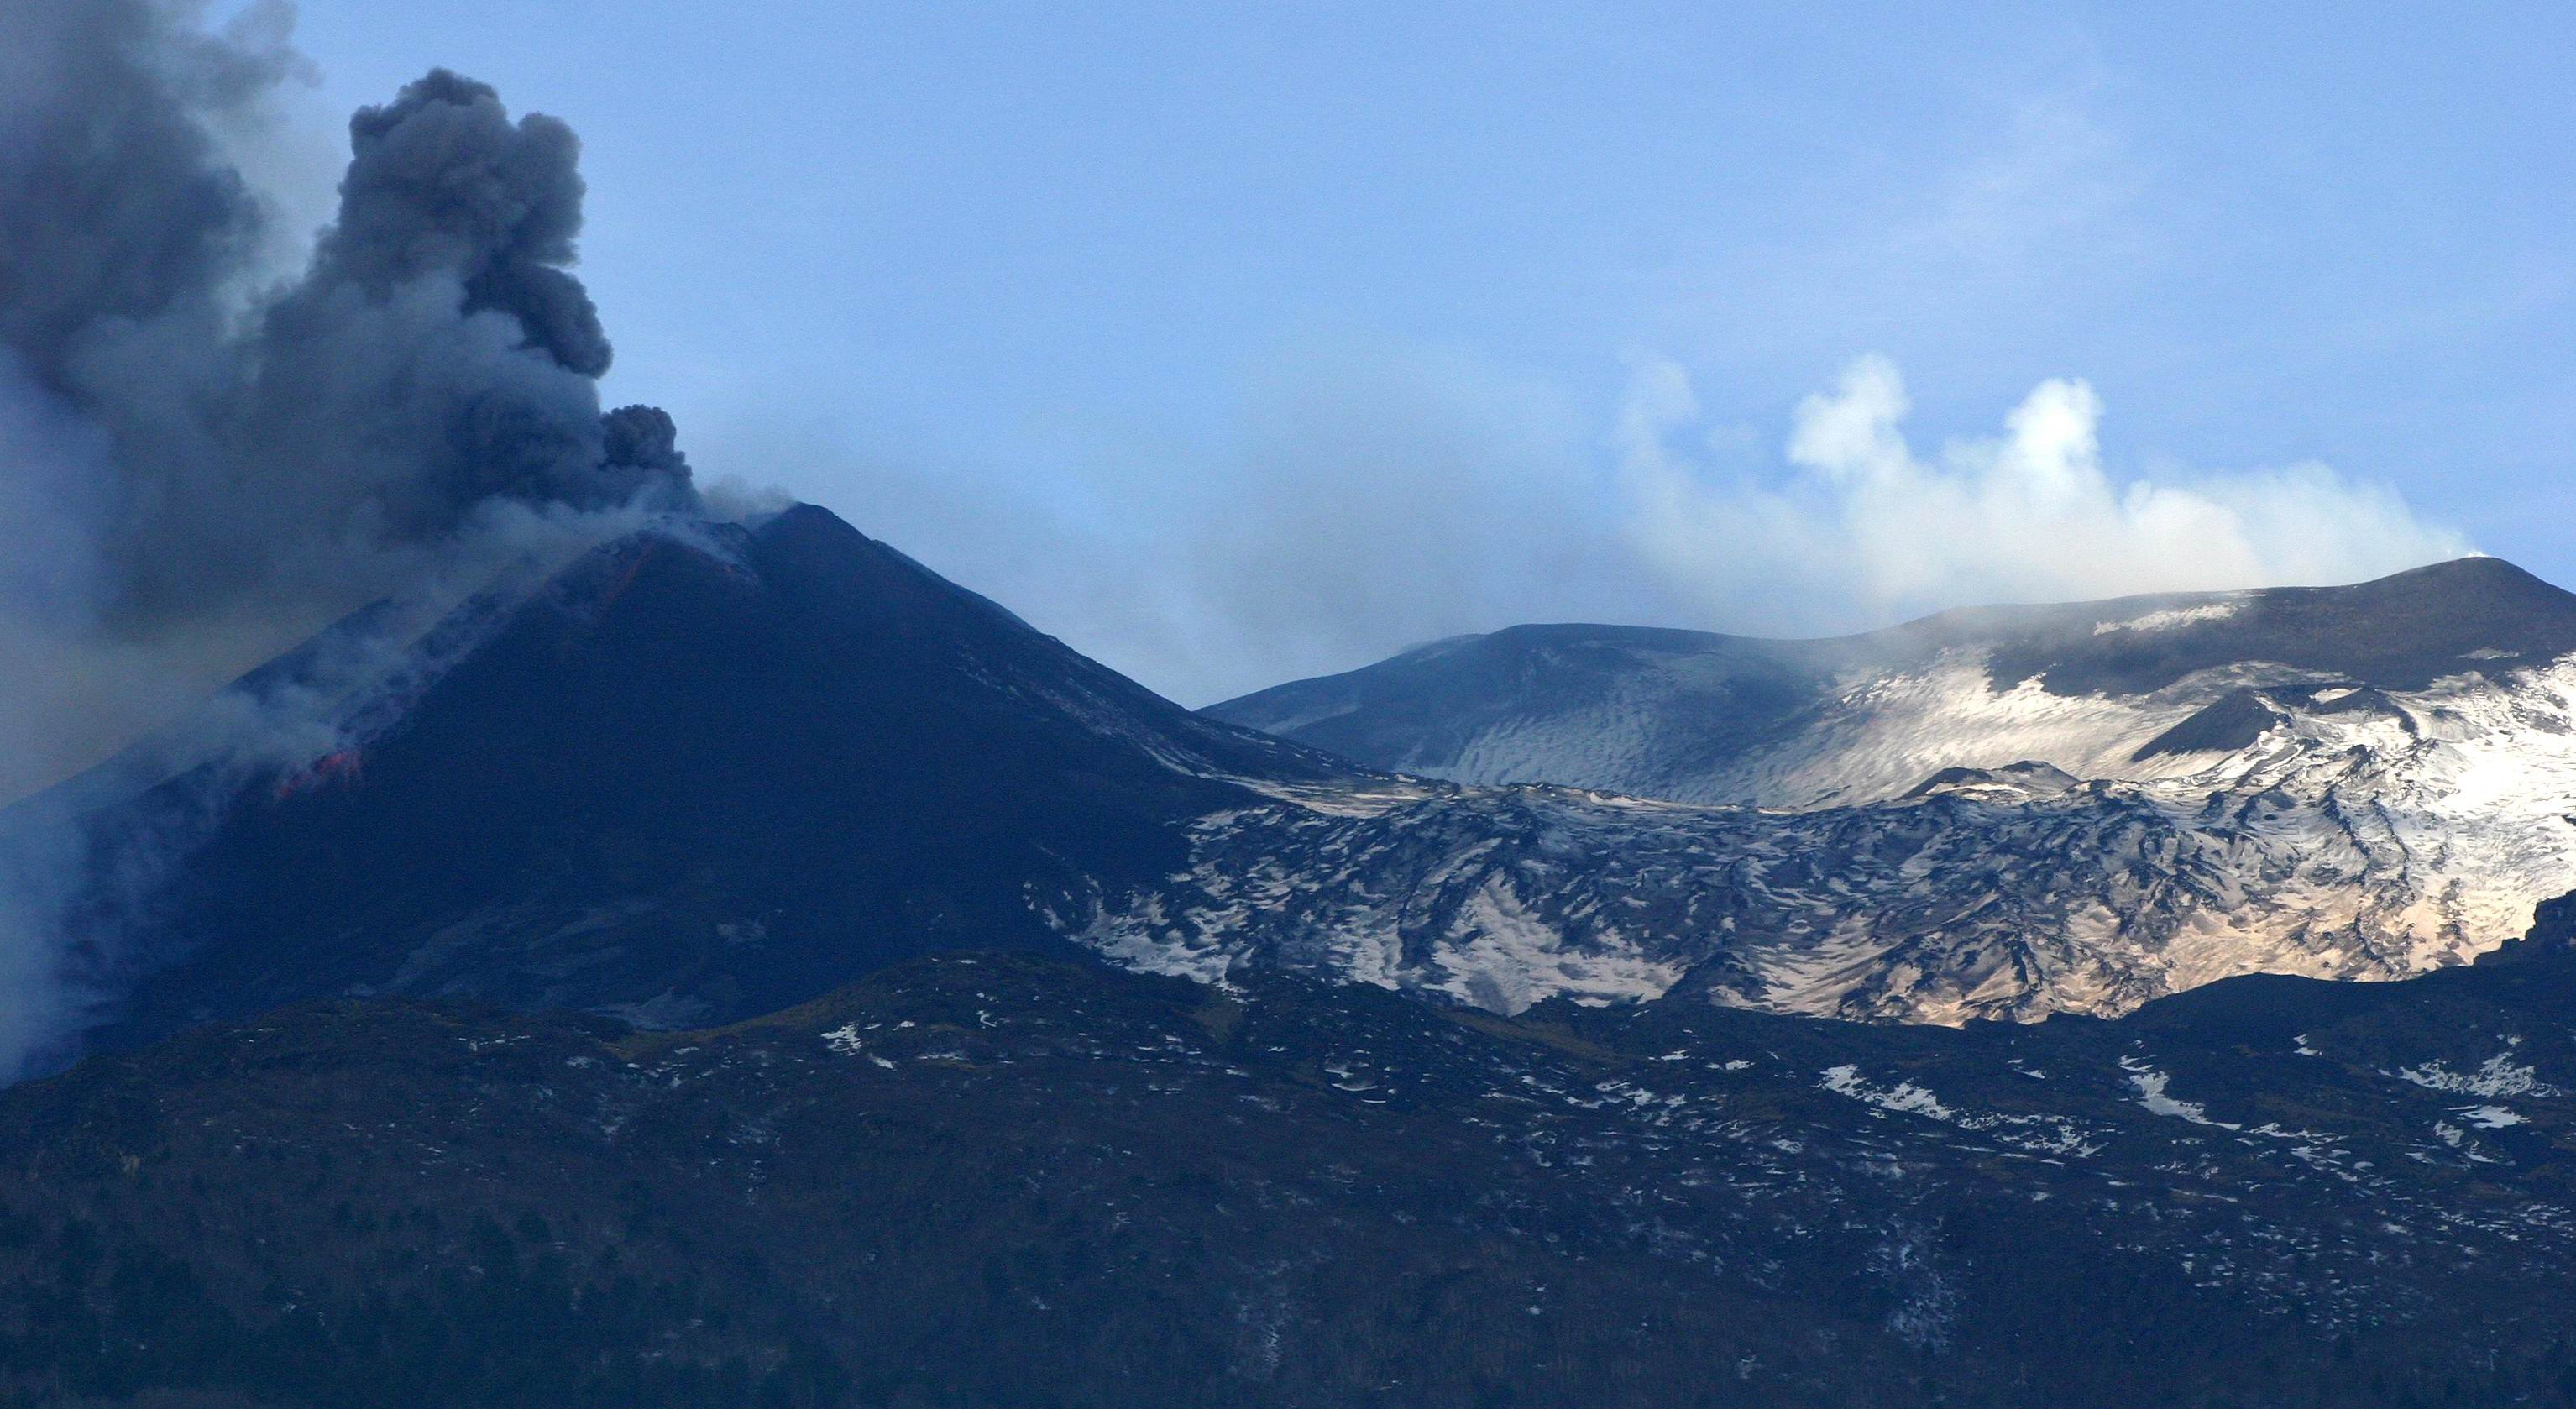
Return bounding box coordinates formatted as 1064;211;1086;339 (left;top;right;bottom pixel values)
272;748;364;802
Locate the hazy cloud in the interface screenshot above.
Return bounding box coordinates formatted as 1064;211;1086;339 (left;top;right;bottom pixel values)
1183;343;1632;689
757;338;1657;705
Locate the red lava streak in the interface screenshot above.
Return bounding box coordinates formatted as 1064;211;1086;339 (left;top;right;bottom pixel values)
589;543;659;615
273;749;364;801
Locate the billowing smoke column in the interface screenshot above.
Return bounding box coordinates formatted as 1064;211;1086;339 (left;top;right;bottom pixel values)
1;3;696;644
0;0;704;1074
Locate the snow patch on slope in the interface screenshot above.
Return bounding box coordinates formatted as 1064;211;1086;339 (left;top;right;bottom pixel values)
2094;602;2244;636
2123;1059;2240;1129
2398;1053;2560;1099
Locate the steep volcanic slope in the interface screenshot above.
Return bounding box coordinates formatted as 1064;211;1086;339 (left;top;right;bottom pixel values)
43;504;1345;1055
9;916;2576;1406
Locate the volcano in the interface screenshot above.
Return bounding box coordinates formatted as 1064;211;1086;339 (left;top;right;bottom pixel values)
41;505;1344;1054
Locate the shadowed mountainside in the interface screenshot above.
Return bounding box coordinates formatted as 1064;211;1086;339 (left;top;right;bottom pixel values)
48;505;1343;1059
7;900;2576;1406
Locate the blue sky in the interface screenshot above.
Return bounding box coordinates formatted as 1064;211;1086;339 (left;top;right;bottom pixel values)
283;0;2575;701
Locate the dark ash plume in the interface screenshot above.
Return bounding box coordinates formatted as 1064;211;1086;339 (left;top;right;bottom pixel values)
326;68;613;379
0;0;295;390
1;2;698;641
0;0;706;1074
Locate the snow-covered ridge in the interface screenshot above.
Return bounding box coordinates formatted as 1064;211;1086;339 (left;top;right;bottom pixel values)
1208;556;2576;809
1076;649;2576;1025
1150;562;2576;1024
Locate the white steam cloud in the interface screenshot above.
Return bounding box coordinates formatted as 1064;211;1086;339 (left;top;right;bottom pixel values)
1620;354;2469;631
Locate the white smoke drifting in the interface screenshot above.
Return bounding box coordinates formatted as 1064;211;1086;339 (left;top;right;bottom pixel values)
1620;354;2469;632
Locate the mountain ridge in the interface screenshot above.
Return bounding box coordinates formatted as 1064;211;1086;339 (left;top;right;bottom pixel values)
1205;554;2576;801
1197;555;2576;830
28;514;2573;1068
1114;553;2576;1019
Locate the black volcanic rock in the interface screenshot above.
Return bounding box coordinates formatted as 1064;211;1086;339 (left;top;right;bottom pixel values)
73;505;1343;1051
